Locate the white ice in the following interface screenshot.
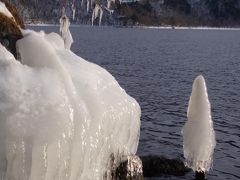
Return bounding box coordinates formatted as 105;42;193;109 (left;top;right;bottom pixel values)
0;29;141;179
182;75;216;172
59;11;73;50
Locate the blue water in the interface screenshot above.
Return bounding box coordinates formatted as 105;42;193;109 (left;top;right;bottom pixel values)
30;25;240;180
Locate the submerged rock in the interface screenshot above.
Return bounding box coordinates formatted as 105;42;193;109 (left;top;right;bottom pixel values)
114;155;143;180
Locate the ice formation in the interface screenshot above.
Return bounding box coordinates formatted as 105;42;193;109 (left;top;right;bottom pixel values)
107;0;115;9
72;4;76;21
86;0;93;12
92;4;103;26
0;29;141;179
59;9;73;50
182;75;216;172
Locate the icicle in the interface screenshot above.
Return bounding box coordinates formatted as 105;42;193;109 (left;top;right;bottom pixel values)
59;8;73;50
87;0;93;12
92;3;103;26
72;3;76;21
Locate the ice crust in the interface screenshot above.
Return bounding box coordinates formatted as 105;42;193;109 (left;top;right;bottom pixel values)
0;30;141;180
182;75;216;172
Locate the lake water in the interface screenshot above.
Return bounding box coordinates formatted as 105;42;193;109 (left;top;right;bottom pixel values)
30;25;240;180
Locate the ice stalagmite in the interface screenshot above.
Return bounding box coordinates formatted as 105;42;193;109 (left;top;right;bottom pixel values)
182;75;216;173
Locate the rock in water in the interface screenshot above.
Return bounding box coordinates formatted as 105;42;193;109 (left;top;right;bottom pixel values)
182;75;216;173
0;0;25;28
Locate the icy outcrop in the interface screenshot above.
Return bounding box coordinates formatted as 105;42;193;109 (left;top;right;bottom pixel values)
182;75;216;172
0;30;141;179
59;9;73;50
92;3;103;26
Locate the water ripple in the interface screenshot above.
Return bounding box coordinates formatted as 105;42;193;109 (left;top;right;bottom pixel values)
31;26;240;180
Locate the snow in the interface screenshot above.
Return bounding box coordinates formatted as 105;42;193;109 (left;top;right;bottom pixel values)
182;75;216;172
0;30;141;179
0;2;14;19
59;11;73;50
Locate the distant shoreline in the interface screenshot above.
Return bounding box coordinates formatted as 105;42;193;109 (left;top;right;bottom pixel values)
27;23;240;31
130;25;240;31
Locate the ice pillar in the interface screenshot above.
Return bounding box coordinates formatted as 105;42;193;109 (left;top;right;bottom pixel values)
182;75;216;178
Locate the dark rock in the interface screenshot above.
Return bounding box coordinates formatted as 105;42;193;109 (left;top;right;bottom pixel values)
195;171;207;180
140;155;191;177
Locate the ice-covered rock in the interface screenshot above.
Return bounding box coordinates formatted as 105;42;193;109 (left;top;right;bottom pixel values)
114;155;143;179
182;75;216;173
0;2;14;20
0;1;23;58
0;29;141;180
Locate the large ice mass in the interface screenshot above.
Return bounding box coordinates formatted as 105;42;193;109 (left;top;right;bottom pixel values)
0;29;141;179
182;75;216;172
